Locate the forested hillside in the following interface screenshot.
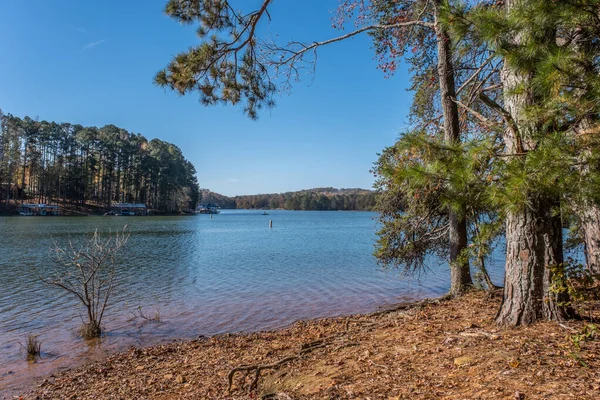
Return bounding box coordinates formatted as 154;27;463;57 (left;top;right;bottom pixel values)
0;110;199;212
201;188;376;211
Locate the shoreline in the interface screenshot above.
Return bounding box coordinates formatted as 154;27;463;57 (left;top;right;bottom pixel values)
0;296;430;399
15;291;600;399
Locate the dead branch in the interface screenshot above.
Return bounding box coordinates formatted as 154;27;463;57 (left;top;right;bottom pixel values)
478;92;524;153
452;97;499;129
456;54;495;96
273;20;433;66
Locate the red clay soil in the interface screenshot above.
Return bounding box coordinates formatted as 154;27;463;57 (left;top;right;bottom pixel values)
26;291;600;399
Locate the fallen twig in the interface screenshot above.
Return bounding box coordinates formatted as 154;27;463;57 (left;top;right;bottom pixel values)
559;323;577;332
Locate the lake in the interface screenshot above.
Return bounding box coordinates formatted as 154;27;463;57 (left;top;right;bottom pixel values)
0;210;504;395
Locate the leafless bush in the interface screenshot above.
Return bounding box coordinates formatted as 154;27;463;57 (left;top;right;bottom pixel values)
20;334;42;360
40;227;129;339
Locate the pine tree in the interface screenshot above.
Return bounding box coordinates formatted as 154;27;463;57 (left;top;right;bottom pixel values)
462;0;600;325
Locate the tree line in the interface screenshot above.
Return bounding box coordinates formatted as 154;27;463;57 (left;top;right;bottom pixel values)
157;0;600;327
0;111;199;213
201;188;376;211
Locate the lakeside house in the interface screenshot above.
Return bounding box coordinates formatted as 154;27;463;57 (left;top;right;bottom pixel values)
17;204;60;216
110;203;147;216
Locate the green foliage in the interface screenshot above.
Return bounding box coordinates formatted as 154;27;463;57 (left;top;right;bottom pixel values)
450;0;600;259
156;0;276;119
373;129;498;273
549;259;596;310
464;215;504;289
468;0;600;133
571;323;598;351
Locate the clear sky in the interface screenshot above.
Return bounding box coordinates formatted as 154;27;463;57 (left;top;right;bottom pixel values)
0;0;413;197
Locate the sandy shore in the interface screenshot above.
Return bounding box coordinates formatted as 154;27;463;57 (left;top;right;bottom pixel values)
19;291;600;399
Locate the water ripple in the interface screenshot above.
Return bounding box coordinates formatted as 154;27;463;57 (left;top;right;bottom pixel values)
0;211;505;395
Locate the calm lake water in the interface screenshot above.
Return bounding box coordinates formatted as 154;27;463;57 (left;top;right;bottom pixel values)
0;210;504;395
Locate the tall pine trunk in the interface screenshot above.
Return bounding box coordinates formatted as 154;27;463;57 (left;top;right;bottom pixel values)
496;195;573;324
496;0;572;326
570;29;600;276
433;0;472;295
579;205;600;275
572;121;600;275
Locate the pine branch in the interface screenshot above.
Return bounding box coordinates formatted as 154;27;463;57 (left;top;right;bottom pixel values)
271;20;434;67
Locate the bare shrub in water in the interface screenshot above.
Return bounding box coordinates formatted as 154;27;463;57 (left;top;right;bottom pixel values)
20;334;42;360
40;227;129;339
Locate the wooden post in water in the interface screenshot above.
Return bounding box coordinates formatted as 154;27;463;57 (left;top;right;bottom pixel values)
210;214;212;220
269;220;273;229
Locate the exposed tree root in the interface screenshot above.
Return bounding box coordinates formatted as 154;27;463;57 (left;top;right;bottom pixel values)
227;340;326;394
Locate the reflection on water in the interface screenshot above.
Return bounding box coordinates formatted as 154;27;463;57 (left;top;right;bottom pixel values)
0;210;504;395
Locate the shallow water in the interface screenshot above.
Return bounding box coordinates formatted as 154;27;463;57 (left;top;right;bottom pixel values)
0;210;504;395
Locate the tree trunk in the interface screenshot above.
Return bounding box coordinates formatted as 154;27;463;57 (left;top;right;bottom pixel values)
569;32;600;276
433;0;472;295
579;203;600;275
496;0;572;325
496;196;574;325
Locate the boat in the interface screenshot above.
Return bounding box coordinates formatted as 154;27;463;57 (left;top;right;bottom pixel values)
262;212;269;215
196;203;220;214
110;203;147;216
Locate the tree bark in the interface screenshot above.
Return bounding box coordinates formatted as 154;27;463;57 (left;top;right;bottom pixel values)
496;196;574;325
496;0;573;325
578;203;600;275
433;0;472;295
569;29;600;276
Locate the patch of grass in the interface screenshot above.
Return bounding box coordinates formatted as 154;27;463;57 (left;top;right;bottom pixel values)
79;321;102;340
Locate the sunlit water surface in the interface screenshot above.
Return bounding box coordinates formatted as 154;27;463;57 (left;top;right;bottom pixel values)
0;211;505;395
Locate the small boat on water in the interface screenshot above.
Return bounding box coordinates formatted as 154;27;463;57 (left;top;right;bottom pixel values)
110;203;148;216
262;212;269;215
196;203;220;214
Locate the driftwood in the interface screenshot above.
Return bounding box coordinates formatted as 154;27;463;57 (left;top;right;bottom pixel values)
228;340;326;393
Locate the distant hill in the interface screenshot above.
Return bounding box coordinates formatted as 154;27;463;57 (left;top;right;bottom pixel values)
200;188;376;211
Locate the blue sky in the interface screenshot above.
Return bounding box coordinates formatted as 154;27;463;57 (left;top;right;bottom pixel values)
0;0;413;196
